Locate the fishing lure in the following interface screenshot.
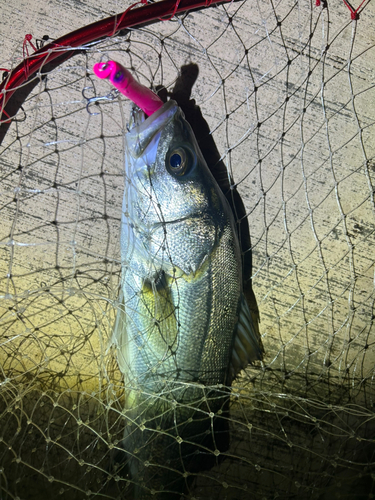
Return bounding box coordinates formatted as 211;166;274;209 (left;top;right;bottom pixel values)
93;60;163;116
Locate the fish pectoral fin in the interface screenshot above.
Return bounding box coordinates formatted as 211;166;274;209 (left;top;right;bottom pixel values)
141;271;178;350
230;294;264;380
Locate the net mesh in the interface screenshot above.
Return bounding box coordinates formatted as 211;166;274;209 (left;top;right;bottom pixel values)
1;0;374;498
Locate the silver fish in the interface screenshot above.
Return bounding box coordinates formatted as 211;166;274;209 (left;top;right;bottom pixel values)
112;100;263;498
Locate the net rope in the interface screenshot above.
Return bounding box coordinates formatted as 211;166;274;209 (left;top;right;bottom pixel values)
0;0;374;498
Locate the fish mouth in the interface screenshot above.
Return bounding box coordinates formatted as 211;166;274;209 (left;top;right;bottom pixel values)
126;100;178;159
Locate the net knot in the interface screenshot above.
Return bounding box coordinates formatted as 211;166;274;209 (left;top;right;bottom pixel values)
342;0;367;20
22;34;37;79
23;34;37;54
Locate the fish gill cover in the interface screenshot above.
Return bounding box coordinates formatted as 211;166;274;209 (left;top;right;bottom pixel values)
0;0;374;499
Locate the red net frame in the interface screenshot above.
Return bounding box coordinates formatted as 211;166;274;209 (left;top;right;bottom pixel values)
0;0;230;127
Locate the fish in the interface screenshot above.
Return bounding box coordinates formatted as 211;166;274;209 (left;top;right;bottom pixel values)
110;97;264;499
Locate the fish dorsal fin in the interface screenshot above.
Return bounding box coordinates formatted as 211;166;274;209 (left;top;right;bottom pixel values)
230;294;264;381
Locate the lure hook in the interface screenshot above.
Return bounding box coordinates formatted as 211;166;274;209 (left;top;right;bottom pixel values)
82;86;119;116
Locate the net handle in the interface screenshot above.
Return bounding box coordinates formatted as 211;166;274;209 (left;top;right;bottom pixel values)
0;0;231;123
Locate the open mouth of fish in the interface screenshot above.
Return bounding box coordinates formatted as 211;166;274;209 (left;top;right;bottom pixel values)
126;99;177;159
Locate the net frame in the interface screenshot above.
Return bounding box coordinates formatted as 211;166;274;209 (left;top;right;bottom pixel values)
0;0;233;130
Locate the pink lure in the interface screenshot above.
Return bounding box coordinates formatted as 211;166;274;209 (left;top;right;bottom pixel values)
93;60;163;116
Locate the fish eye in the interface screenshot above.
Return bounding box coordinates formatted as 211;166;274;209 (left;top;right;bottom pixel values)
166;147;192;177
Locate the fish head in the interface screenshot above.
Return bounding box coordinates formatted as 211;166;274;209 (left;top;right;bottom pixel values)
123;100;232;276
